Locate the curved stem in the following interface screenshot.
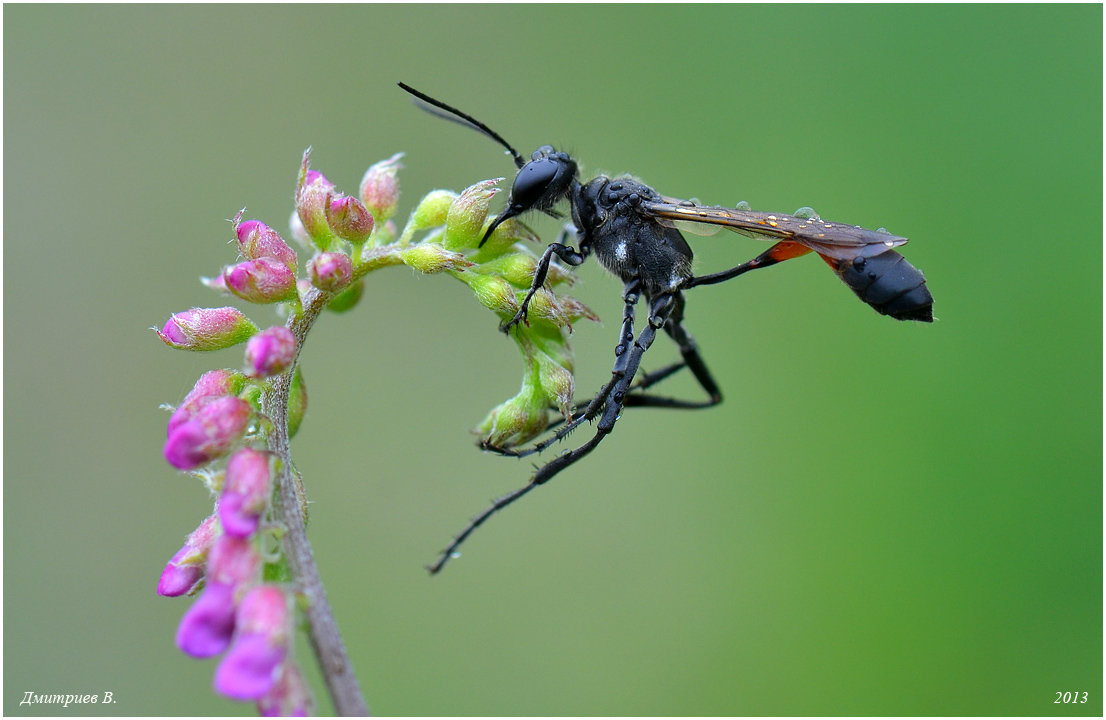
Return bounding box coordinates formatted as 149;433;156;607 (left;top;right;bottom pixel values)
265;287;369;717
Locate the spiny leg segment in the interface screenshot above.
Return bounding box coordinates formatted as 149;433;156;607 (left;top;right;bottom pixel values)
430;244;802;573
429;290;675;574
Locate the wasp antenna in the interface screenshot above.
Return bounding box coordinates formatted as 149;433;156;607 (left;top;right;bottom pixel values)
398;82;526;169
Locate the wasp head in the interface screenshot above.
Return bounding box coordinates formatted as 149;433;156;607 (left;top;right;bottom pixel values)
481;146;578;247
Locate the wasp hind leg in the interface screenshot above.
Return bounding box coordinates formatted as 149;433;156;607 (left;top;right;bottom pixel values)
683;241;811;289
618;291;722;409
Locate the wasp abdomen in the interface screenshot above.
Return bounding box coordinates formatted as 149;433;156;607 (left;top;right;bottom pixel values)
832;251;933;322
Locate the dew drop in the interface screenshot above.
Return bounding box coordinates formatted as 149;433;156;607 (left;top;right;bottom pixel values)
735;200;751;211
450;551;461;559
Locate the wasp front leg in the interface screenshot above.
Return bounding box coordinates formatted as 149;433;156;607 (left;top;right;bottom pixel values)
484;278;642;458
500;227;587;333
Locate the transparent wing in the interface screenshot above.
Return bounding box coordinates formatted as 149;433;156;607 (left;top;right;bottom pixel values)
642;197;908;261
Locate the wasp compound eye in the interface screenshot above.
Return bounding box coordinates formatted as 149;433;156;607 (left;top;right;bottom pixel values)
510;157;561;210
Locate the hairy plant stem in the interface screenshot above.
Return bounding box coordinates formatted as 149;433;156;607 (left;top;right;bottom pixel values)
265;286;369;717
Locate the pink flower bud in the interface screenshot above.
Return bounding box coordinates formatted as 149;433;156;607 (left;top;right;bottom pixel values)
168;369;247;436
236;585;289;641
163;396;253;470
157;513;221;597
207;534;261;588
216;587;290;701
444;179;501;251
224;258;297;304
158;307;259;351
295;165;336;249
244;327;296;379
201;274;229;293
258;662;313;717
325;196;374;244
307;252;354;293
219;448;273;538
235;220;298;271
359;153;403;222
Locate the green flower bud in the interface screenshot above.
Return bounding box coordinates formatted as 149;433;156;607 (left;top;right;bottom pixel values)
287;366;307;439
401;243;474;275
443;179;501;251
457;272;519;317
325;279;364;313
524;289;567;328
535;350;574;420
410;190;456;231
470;217;540;261
476;370;548;449
472;252;573;289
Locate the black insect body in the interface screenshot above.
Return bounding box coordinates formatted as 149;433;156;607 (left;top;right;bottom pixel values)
398;83;933;573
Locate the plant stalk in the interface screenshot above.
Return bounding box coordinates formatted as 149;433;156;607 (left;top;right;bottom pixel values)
266;288;369;717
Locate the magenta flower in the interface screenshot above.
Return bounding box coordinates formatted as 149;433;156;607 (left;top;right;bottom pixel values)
235;219;298;271
360;153;403;222
157;513;221;597
157;307;258;351
214;586;290;700
296;167;336;249
244;327;296;379
176;580;237;657
163;396;253;470
223;258;297;305
219;448;272;538
326;196;374;244
257;662;313;716
308;252;354;293
175;533;263;656
167;369;246;436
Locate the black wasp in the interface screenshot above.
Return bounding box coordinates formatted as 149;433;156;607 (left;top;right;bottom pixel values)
398;83;933;574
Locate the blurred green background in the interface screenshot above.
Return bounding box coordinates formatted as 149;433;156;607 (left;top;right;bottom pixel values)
5;5;1101;716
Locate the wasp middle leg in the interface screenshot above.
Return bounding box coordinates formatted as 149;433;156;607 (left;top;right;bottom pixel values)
431;291;678;573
